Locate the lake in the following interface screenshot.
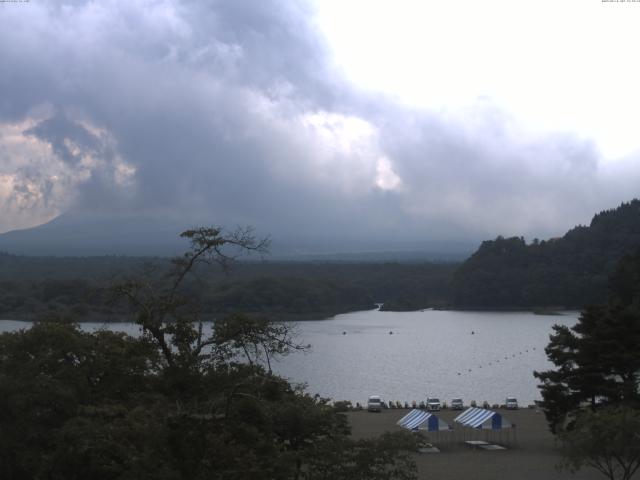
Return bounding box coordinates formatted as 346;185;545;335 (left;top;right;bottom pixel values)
0;309;579;406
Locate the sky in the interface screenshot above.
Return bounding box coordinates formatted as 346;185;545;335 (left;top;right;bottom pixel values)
1;0;639;251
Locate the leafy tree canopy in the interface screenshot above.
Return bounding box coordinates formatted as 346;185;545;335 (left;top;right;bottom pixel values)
535;249;640;433
0;226;419;480
559;406;640;480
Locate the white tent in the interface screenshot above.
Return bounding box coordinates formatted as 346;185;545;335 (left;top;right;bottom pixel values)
397;409;451;432
454;407;513;430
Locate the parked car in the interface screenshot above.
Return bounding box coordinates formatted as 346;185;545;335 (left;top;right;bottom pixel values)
426;397;441;411
451;398;464;410
505;397;518;410
367;395;384;412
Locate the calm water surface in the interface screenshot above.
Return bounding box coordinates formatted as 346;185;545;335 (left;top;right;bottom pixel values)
0;309;578;406
272;309;579;406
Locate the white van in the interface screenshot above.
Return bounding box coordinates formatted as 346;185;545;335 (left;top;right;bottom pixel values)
505;397;518;410
426;397;441;411
367;395;384;412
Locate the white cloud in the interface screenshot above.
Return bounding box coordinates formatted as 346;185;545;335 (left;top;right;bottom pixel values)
0;114;135;232
375;157;401;191
315;0;640;160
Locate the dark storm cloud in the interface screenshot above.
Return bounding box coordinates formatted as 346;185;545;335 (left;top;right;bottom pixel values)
25;116;100;166
0;0;638;245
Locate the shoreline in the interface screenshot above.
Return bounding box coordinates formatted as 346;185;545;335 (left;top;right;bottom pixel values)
0;305;581;324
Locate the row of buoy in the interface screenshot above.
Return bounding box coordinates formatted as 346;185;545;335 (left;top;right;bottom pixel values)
339;329;540;376
455;347;538;376
342;330;396;335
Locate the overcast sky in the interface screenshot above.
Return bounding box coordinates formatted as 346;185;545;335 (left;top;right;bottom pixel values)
1;0;639;249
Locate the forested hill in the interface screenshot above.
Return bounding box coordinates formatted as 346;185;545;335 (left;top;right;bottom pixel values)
0;255;456;321
451;199;640;309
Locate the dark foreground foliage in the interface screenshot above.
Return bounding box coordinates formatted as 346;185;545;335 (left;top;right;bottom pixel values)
558;406;640;480
0;322;418;480
0;226;419;480
536;249;640;479
534;249;640;433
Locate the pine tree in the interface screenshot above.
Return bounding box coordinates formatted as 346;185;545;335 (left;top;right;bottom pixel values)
534;249;640;432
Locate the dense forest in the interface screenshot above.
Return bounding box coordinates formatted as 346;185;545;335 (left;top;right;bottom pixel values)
4;199;640;319
0;254;456;321
451;200;640;309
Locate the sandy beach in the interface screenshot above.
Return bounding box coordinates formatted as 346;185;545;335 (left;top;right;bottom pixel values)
347;408;608;480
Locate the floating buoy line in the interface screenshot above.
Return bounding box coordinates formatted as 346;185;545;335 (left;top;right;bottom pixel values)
339;328;544;378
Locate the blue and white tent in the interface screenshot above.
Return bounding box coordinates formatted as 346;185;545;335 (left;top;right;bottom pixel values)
397;409;451;432
454;407;513;430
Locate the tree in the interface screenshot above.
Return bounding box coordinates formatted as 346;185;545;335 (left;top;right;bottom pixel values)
212;313;308;373
0;226;420;480
111;226;271;372
0;321;163;479
535;250;640;480
559;406;640;480
534;249;640;433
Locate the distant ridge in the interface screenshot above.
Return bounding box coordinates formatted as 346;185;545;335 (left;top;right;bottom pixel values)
0;212;190;256
0;212;476;260
451;199;640;309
